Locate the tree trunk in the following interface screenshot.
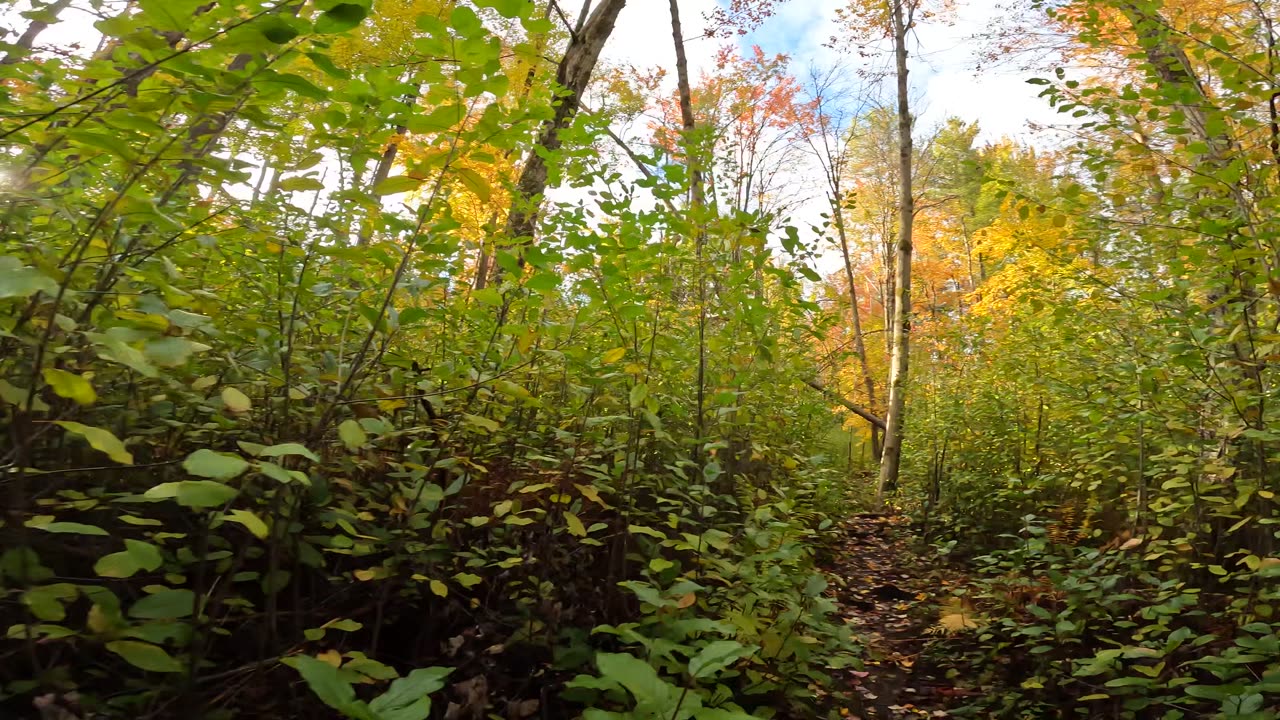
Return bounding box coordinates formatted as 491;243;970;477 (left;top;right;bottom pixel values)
669;0;707;465
876;0;915;509
833;192;880;458
501;0;627;255
1;0;72;65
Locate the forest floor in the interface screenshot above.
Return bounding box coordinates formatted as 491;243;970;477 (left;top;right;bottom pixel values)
822;515;972;720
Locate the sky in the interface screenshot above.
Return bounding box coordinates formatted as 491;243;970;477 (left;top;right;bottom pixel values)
592;0;1062;144
573;0;1065;272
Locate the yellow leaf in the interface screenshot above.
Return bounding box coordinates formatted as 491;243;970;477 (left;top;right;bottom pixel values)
353;569;376;581
225;509;269;540
602;347;627;364
55;421;133;464
430;579;448;597
564;512;587;537
574;483;611;508
317;649;342;667
456;167;492;202
43;368;96;406
221;387;251;413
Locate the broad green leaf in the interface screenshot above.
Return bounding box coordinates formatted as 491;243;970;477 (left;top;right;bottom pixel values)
55;422;132;464
284;655;377;719
602;347;627;364
95;540;163;578
106;640;182;673
687;640;752;679
183;449;250;480
145;480;238;508
477;0;529;19
224;509;269;540
221;387;252;413
455;167;491;202
280;176;326;192
23;583;78;621
373;175;426;196
0;256;57;298
629;383;648;409
315;2;369;34
429;580;448;597
31;521;109;536
338;420;367;450
259;443;320;462
565;512;587;537
453;573;482;588
143;337;211;367
0;379;47;411
129;589;196;619
368;667;452;720
595;653;680;714
43;369;96;405
462;413;499;432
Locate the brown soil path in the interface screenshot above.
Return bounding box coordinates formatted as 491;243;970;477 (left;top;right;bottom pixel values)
822;514;973;720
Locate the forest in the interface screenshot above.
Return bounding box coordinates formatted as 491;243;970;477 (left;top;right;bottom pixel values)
1;0;1279;717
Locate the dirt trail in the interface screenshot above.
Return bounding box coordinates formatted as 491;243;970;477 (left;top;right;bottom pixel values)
822;514;969;720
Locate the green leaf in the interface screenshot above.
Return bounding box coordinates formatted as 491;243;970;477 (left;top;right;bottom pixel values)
259;17;302;44
259;443;320;462
31;521;109;536
106;640;183;673
183;449;250;480
285;655;377;719
688;640;752;679
95;540;163;578
455;167;491;202
129;589;196;619
0;256;57;298
224;509;270;540
453;572;483;589
477;0;530;19
315;2;369;34
256;71;329;100
338;420;368;450
143;337;211;367
280;176;326;192
373;175;425;196
306;52;351;79
43;368;96;405
145;480;238;508
565;512;587;537
368;667;453;720
629;383;648;409
595;653;680;714
23;583;78;621
221;387;252;413
55;421;132;464
461;413;499;432
0;379;47;411
429;579;448;597
258;460;310;485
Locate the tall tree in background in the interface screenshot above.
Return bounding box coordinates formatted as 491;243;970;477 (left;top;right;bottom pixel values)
495;0;627;282
802;64;881;457
838;0;919;506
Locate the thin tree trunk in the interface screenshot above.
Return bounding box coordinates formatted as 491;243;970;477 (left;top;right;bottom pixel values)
668;0;704;208
669;0;707;466
501;0;626;257
876;0;915;509
832;192;880;457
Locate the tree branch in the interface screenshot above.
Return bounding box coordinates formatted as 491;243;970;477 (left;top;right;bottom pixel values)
804;378;886;430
